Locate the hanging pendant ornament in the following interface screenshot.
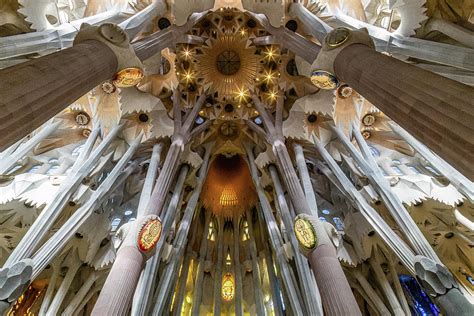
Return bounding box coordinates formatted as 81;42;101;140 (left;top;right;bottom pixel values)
293;214;318;254
137;218;162;252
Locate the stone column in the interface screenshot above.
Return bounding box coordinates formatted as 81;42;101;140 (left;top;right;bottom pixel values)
191;214;212;316
390;123;474;202
131;164;189;315
247;95;360;315
0;121;60;174
0;18;192;151
172;251;193;315
31;135;141;276
352;269;391;316
369;252;404;315
268;164;323;315
233;215;243;316
5;124;119;267
93;93;207;315
334;44;474;180
293;143;318;216
246;209;266;316
414;256;474;315
0;40;117;151
213;218;225;316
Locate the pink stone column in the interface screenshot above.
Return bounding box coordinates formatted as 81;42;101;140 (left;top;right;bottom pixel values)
92;246;144;316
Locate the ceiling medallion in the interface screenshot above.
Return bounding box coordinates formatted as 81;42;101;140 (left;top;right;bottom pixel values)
216;50;241;75
137;219;162;252
338;84;353;98
196;35;258;97
113;67;144;88
82;129;91;138
294;215;317;250
75;112;90;126
310;70;339;90
101;81;116;94
326;27;351;48
362;130;372;139
362;114;376;126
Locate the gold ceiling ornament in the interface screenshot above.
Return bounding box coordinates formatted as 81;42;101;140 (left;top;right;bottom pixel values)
138;218;162;253
113;67;144;88
310;70;339;90
196;35;258;98
359;105;414;156
201;154;256;219
294;214;318;252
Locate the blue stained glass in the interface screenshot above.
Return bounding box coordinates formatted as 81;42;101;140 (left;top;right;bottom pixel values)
467;275;474;286
399;274;440;316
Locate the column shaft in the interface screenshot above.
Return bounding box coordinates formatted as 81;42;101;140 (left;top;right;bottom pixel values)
0;40;117;151
334;44;474;180
272;142;361;315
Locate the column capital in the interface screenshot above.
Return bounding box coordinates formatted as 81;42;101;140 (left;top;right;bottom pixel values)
74;23;144;88
310;27;374;90
0;259;33;312
414;255;457;296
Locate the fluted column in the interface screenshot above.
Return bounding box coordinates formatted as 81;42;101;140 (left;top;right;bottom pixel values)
233;215;243;316
0;14;202;150
334;44;474;180
213;218;225;316
246;94;360;315
369;251;404;315
390;123;474;202
352;269;391;316
293;143;318;216
273;141;361;316
132;164;189;315
92;246;143;316
0;40;117;151
268;165;323;315
246;209;266;316
191;214;212;316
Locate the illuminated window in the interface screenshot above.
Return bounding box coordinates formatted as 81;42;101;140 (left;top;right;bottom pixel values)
407;165;420;174
391;160;403;175
222;273;235;301
8;165;22;174
425;165;441;176
369;146;380;157
319;216;327;222
321;209;330;215
333;217;344;231
28;165;41;174
207;221;216;241
72;145;84;157
242;220;250;241
111;218;121;231
226;251;232;265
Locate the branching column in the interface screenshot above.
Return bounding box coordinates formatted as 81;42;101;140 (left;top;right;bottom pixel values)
246;96;360;315
92;92;207;315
